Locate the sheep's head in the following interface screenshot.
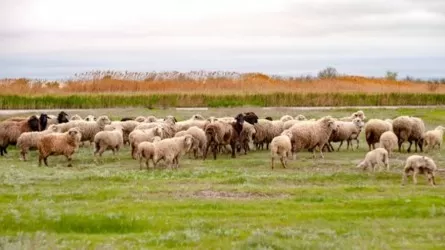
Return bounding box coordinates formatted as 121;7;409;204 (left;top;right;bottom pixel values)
68;128;82;142
295;114;307;121
356;161;365;168
134;116;146;122
70;115;82;121
154;126;165;138
39;113;48;131
164;116;177;124
192;114;205;120
97;116;111;126
28;115;40;131
183;134;194;152
353;118;365;129
280;115;293;122
146;116;157;123
282;130;293;140
436;126;445;131
58;111;69;123
85;115;96;122
265;116;273;121
207;116;217;123
243;112;259;124
353;110;366;121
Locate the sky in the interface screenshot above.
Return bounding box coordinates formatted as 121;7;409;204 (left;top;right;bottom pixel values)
1;0;445;79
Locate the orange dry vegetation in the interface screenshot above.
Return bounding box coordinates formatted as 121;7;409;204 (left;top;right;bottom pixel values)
0;73;444;95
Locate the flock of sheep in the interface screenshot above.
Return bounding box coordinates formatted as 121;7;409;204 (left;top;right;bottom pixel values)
0;110;443;186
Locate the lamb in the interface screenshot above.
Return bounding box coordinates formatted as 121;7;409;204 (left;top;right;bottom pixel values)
94;125;124;158
54;115;111;144
392;116;425;153
340;110;366;122
174;126;207;158
364;119;393;150
327;118;364;151
0;115;43;156
379;131;398;157
37;127;82;167
137;136;162;170
152;134;194;169
129;126;165;159
204;114;244;159
423;126;445;151
270;130;293;169
288;116;337;159
16;125;58;161
402;155;438;186
356;148;389;172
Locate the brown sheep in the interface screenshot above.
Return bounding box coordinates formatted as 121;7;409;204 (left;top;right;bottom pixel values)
37;128;82;167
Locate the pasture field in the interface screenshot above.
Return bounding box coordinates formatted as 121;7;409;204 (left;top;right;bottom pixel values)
1;107;445;249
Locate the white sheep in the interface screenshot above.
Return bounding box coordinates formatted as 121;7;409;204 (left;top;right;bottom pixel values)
94;125;124;158
37;128;82;167
402;155;438;186
129;126;165;159
280;115;294;122
16;125;58;161
328;118;364;151
70;114;83;121
393;116;425;153
364;119;393;150
379;131;398;157
288;116;337;159
174;126;207;158
340;110;366;122
295;114;307;121
152;135;194;169
270;130;293;169
110;120;141;145
423;126;445;151
137;136;162;170
175;115;208;131
55;115;111;145
356;148;389;172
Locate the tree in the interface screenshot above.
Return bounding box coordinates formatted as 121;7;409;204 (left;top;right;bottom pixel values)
318;67;338;79
385;71;398;81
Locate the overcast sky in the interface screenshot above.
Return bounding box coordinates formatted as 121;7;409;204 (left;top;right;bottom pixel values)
1;0;445;79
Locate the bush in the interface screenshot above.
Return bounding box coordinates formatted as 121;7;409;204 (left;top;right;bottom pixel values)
385;71;398;81
318;67;338;79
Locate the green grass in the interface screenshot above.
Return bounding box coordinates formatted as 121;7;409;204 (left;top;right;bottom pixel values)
1;92;445;108
1;108;445;249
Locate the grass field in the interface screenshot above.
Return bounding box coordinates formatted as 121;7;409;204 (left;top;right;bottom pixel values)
1;108;445;249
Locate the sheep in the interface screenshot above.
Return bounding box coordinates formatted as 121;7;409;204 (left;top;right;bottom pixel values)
129;126;165;159
16;125;58;161
84;115;96;121
280;115;294;122
0;115;43;156
137;136;162;170
252;122;273;150
110;120;140;145
393;116;425;153
283;119;315;130
356;148;389;172
46;111;69;126
270;130;293;169
70;114;83;121
257;119;285;148
94;125;124;158
54;115;111;145
423;126;445;151
288;116;337;159
243;112;259;125
402;155;438;186
204;114;244;159
174;126;207;158
135;116;147;122
175;116;208;132
238;122;256;154
340;110;366;122
37;128;82;167
152;134;194;169
145;116;158;123
295;114;307;121
379;131;398;157
364;119;393;150
327;118;364;151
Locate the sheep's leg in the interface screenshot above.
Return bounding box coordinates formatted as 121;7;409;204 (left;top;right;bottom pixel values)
212;145;218;160
21;151;27;161
139;156;144;170
417;140;423;152
230;142;236;158
38;155;43;166
145;158;150;170
428;172;436;186
318;146;324;159
412;169;419;185
407;141;413;153
271;156;275;170
356;139;359;150
398;140;403;152
337;141;343;152
43;157;49;167
280;156;287;169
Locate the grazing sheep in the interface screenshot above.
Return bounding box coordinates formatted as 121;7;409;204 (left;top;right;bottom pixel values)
0;115;43;156
174;126;207;158
129;126;165;159
365;119;393;150
379;131;398;157
204;114;244;159
16;125;58;161
70;114;83;121
137;136;161;170
423;126;445;151
37;128;82;167
152;135;194;169
356;148;389;172
340;110;366;122
288;116;337;159
94;125;124;158
402;155;438;186
54;115;111;144
328;118;364;151
393;116;425;153
270;130;293;169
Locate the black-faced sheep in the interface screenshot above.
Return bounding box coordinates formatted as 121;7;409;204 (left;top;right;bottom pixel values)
37;128;82;167
0;115;43;156
243;112;259;125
